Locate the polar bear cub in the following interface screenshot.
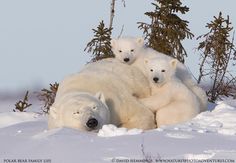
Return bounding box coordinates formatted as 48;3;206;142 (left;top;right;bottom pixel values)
140;57;200;127
48;92;110;132
111;37;207;112
110;37;147;65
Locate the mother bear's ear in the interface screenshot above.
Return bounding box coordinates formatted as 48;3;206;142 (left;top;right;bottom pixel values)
95;92;106;105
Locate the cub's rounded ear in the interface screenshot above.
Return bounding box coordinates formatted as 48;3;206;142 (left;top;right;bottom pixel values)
49;106;58;120
170;59;178;69
95;92;106;105
110;39;117;48
136;37;144;45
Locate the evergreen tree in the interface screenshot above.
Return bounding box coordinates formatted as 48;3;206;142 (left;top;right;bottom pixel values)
138;0;194;63
84;21;114;62
37;82;59;114
197;12;236;102
14;91;32;112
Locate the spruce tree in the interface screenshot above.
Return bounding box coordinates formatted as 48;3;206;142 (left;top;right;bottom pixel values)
138;0;194;63
14;91;32;112
84;21;113;62
197;12;236;102
37;82;59;114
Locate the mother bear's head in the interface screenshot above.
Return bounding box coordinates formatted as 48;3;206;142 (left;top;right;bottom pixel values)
48;92;110;132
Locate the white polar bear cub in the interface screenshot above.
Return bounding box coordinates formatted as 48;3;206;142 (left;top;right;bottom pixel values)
141;58;200;127
111;37;207;112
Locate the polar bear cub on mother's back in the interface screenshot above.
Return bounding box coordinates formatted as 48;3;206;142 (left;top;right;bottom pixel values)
110;37;147;65
141;57;200;127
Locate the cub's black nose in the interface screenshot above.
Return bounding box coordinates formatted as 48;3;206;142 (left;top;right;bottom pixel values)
86;118;98;129
153;77;159;83
124;58;130;62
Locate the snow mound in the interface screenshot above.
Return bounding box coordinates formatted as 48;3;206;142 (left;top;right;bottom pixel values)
0;112;40;128
0;100;236;162
167;100;236;135
98;124;143;137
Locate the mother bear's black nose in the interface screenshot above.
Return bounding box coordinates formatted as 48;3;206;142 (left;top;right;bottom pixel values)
86;118;98;129
124;58;130;62
153;77;159;83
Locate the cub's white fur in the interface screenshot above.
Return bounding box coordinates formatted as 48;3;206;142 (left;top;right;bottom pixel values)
141;58;200;127
111;37;207;112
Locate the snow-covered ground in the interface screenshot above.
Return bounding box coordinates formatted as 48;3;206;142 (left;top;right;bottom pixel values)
0;98;236;163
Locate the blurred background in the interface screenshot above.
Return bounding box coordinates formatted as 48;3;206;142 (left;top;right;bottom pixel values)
0;0;236;94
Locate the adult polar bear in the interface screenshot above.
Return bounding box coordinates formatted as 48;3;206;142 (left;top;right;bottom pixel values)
48;59;156;131
111;37;207;112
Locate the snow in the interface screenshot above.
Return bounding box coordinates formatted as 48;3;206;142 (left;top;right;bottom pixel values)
98;124;143;137
0;112;41;128
0;100;236;162
163;100;236;136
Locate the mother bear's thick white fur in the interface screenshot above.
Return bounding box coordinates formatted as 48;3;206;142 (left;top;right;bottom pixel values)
48;59;156;131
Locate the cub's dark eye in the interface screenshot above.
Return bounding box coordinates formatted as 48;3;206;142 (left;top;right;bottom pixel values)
161;70;165;72
73;111;80;114
131;49;134;52
119;50;122;53
93;106;97;110
150;69;153;72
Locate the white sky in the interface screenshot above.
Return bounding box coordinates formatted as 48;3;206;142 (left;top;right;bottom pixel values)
0;0;236;91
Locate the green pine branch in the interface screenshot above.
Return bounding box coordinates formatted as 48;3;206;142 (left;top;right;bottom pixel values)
138;0;194;63
84;21;114;62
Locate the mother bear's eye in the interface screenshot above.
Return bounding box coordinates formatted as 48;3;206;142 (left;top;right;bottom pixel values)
150;69;153;72
131;49;134;52
161;70;165;72
73;111;80;114
119;50;122;53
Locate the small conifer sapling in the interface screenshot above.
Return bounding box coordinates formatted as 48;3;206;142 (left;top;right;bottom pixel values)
138;0;194;63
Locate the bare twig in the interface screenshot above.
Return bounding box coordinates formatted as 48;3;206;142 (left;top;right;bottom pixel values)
121;0;126;7
109;0;116;29
198;54;207;84
118;25;124;38
141;144;152;163
140;138;161;163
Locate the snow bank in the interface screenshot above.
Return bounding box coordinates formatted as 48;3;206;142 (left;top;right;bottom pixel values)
164;100;236;136
0;100;235;162
0;112;41;128
98;100;236;137
98;124;143;137
0;100;235;137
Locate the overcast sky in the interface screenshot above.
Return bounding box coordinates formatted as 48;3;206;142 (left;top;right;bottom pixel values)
0;0;236;91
